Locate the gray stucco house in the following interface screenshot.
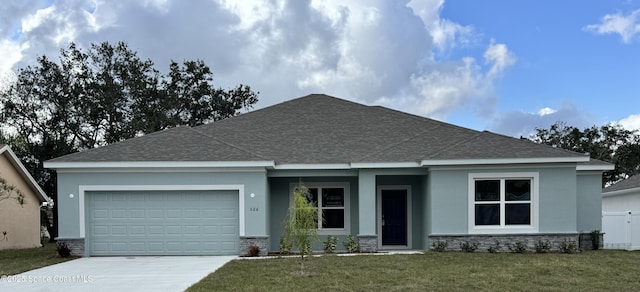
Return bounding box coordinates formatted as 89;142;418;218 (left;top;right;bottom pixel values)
45;94;612;256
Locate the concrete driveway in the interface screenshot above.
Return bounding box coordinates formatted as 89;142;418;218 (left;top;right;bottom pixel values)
0;256;236;292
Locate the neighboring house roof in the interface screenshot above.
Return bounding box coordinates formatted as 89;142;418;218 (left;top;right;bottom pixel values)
46;94;604;169
0;144;51;204
603;174;640;196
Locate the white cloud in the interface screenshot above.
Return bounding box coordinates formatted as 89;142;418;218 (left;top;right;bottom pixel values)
584;9;640;43
407;0;475;52
484;40;517;77
537;107;557;116
488;103;596;138
0;39;27;78
618;113;640;131
0;0;514;123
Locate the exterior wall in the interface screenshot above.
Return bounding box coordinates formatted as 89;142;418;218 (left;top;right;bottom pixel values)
539;167;578;232
56;170;268;255
268;176;359;251
603;191;640;212
268;173;426;252
576;172;604;232
0;154;42;249
428;166;579;236
428;169;468;234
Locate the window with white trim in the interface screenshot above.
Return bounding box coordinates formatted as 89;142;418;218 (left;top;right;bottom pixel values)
468;173;539;233
291;182;350;235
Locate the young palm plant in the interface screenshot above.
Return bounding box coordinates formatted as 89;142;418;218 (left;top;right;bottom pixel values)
282;182;319;274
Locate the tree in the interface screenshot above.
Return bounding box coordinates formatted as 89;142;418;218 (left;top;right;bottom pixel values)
530;122;640;186
0;41;259;238
282;182;319;274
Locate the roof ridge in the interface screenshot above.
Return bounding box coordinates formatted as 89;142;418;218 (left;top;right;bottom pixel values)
185;127;271;161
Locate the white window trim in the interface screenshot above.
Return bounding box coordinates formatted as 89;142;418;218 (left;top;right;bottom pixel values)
78;184;245;238
468;172;539;234
289;182;350;235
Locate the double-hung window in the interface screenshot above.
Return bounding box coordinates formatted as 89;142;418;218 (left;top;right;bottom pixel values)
468;173;539;233
291;182;350;235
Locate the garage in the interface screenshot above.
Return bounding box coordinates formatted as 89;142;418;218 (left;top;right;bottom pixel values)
86;190;239;256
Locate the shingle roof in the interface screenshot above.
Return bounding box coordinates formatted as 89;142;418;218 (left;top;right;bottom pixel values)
604;174;640;193
47;94;589;164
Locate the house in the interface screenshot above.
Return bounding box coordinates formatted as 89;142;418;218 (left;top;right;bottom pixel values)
603;174;640;212
0;144;52;249
602;174;640;250
44;94;612;256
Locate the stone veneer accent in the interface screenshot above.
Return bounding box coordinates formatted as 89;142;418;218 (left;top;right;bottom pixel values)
357;235;378;252
427;233;585;252
240;236;269;256
56;238;85;256
578;232;604;251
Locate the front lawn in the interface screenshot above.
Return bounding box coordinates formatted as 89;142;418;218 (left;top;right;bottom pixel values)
188;250;640;291
0;242;74;276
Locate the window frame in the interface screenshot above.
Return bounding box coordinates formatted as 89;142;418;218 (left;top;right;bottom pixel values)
468;172;539;234
289;182;350;235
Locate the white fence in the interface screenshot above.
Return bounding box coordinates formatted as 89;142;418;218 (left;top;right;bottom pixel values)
602;211;640;250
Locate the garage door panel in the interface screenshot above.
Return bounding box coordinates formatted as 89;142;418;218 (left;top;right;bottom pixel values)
93;225;109;236
87;190;239;256
148;209;163;218
130;209;145;218
202;209;217;218
111;225;127;235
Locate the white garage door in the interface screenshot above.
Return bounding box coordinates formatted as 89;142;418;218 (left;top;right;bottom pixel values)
86;190;239;256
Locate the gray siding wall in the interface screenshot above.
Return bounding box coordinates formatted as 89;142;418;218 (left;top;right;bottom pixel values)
428;166;579;235
56;171;269;239
429;169;468;234
268;176;359;251
268;174;426;251
577;172;603;232
539;167;578;232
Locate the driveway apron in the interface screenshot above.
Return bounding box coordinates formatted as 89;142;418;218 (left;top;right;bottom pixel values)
0;256;236;292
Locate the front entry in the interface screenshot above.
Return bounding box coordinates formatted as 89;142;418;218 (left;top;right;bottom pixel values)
378;186;410;248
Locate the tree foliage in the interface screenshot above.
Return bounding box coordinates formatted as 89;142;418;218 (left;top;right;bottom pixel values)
530;122;640;186
282;182;319;262
1;41;258;151
0;41;259;237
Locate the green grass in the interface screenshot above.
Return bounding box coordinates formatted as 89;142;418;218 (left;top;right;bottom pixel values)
0;242;75;276
188;251;640;291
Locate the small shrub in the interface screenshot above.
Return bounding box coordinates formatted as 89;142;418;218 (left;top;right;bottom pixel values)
323;235;338;254
559;239;579;254
431;240;448;252
507;240;528;253
487;240;501;253
342;235;360;253
535;240;551;253
460;241;478;252
246;245;260;257
590;230;601;250
56;242;72;258
279;236;292;254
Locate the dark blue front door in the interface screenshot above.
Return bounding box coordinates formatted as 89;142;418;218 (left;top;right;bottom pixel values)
381;189;407;246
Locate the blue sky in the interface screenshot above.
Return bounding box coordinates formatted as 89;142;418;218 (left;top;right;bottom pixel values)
439;0;640;135
0;0;639;137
